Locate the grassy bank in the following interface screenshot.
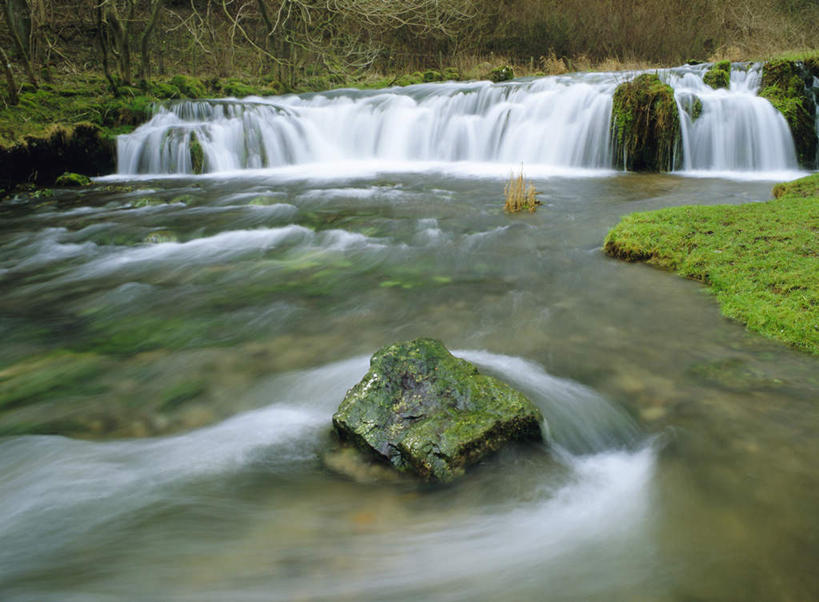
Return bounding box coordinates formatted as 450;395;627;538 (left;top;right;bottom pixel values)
604;174;819;354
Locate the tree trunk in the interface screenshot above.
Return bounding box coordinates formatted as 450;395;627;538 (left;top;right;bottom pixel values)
96;5;119;96
138;0;163;83
0;45;19;105
1;0;37;88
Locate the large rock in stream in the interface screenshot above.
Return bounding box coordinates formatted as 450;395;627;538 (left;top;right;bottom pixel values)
332;338;544;482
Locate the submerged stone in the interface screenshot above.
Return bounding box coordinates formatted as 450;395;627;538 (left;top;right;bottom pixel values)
55;171;91;187
332;338;544;483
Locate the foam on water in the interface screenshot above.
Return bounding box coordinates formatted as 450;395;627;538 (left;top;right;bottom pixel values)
0;351;652;596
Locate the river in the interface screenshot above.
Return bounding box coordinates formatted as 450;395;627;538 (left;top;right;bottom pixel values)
0;63;817;601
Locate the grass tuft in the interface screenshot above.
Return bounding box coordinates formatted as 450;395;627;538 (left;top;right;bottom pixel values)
504;170;541;214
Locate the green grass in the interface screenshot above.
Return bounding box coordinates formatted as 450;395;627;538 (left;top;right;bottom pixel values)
603;174;819;354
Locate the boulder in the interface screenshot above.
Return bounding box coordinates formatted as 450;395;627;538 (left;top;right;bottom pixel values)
611;73;681;172
759;59;817;168
703;60;731;89
332;338;544;482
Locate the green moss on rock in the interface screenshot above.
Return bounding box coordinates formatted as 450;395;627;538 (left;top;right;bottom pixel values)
332;338;544;482
759;59;817;167
0;122;115;192
703;61;731;89
611;73;681;172
488;65;515;83
55;171;91;187
169;75;207;99
190;133;205;174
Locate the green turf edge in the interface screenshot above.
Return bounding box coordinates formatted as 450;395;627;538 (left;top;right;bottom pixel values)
603;174;819;354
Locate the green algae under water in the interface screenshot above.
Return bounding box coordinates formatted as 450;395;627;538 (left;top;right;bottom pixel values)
0;168;817;601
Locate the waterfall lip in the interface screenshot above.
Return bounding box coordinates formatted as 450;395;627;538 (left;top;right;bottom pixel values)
99;160;618;185
676;168;808;182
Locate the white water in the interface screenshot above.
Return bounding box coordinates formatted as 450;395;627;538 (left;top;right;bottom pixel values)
117;63;807;177
0;352;655;600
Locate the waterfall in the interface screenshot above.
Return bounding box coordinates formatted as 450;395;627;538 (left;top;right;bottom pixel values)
666;64;798;172
118;64;806;175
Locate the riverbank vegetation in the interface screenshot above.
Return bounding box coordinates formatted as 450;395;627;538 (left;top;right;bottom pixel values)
2;1;818;105
604;174;819;354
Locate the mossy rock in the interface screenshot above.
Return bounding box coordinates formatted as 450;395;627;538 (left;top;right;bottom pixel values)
149;81;182;99
189;132;205;174
169;75;207;99
759;59;817;167
443;67;460;81
423;70;443;83
703;61;731;89
394;72;424;87
219;78;261;97
55;171;91;187
332;338;544;483
143;230;178;244
488;65;515;83
0;122;114;191
611;73;681;172
0;351;106;411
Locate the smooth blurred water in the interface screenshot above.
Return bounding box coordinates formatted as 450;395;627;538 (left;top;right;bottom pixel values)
1;69;818;600
118;63;798;177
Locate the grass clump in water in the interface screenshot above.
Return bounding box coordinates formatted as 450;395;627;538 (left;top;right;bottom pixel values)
504;170;541;214
603;174;819;354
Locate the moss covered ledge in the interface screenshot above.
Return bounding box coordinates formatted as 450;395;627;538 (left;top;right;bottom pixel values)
611;73;681;172
603;174;819;354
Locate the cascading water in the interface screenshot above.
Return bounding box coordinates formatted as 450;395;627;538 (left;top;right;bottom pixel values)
666;64;798;172
118;63;805;176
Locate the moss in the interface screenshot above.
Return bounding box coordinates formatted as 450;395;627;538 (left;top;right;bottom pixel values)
148;81;182;99
55;171;92;187
159;380;205;410
603;173;819;354
190;132;205;174
703;60;731;89
219;78;261;97
759;59;817;167
443;67;461;81
0;122;115;192
423;70;443;82
394;72;424;87
169;74;207;98
332;338;544;482
691;97;703;120
143;230;178;243
611;73;681;172
0;351;107;410
488;65;515;82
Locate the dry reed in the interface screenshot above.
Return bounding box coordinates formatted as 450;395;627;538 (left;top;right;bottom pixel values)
504;170;541;214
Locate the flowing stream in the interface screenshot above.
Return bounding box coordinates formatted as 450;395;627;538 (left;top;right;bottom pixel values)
0;64;818;601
